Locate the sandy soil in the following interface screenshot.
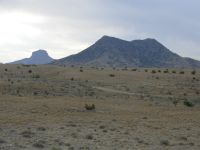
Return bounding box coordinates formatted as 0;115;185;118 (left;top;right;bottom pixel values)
0;65;200;150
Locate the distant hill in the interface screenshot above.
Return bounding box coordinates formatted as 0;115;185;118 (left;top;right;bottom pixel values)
52;36;200;68
10;50;54;65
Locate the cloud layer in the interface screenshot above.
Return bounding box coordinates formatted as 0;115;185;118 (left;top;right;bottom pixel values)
0;0;200;63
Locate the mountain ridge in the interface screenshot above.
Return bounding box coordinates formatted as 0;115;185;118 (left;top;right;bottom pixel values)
52;36;200;68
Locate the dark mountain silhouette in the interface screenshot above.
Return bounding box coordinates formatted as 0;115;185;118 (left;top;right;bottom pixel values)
52;36;200;68
10;50;54;65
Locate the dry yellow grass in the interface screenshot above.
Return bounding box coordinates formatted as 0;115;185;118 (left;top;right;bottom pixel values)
0;64;200;149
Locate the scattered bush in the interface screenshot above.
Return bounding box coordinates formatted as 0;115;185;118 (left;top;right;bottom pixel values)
152;70;156;74
22;64;31;67
163;70;169;73
37;127;46;131
85;134;93;140
32;140;45;148
85;104;95;110
160;140;170;146
0;139;6;144
158;70;161;73
173;100;178;107
132;68;137;71
28;70;32;73
183;100;194;107
21;130;35;138
172;70;176;74
4;68;7;72
32;75;40;78
179;71;185;74
144;69;148;72
191;70;196;75
167;91;172;95
99;125;106;129
33;91;38;96
109;74;115;77
80;69;83;72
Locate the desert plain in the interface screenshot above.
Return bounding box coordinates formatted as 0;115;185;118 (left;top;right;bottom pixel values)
0;64;200;150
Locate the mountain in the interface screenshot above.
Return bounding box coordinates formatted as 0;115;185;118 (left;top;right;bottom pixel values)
10;50;54;65
52;36;200;68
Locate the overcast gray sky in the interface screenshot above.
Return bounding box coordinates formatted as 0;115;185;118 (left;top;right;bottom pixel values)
0;0;200;63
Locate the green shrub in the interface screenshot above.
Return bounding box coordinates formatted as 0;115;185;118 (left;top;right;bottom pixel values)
183;100;194;107
179;71;185;74
152;70;156;74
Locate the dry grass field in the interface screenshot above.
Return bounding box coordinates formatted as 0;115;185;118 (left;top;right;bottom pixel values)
0;64;200;150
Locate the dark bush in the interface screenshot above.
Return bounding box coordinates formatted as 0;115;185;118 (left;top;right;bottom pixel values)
109;74;115;77
85;104;95;110
172;70;176;74
132;68;137;71
32;75;40;78
160;140;170;146
85;134;93;140
183;100;194;107
191;70;196;75
173;100;178;107
163;70;169;73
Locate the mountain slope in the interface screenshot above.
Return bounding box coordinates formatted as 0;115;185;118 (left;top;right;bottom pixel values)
52;36;200;68
10;50;54;65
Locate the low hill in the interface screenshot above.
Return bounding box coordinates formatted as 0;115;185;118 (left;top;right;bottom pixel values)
10;50;54;65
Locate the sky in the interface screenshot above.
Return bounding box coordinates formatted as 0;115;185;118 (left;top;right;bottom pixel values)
0;0;200;63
